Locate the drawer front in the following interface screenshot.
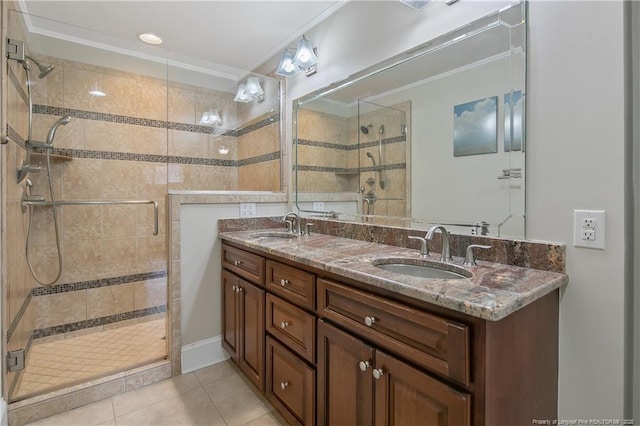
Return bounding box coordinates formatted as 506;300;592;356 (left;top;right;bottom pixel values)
266;260;315;310
266;337;315;426
222;244;265;286
266;293;316;363
317;278;470;385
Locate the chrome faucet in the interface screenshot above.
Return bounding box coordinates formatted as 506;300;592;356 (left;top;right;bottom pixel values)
282;211;300;234
426;225;452;263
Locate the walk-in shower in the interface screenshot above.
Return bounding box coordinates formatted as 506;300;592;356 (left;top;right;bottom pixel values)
5;13;169;408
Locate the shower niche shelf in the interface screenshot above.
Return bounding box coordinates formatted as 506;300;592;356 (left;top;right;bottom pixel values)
32;152;73;162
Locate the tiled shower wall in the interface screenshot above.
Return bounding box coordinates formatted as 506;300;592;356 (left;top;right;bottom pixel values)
295;102;409;217
3;11;280;400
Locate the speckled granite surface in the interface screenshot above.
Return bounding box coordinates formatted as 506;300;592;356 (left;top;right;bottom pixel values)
219;228;569;321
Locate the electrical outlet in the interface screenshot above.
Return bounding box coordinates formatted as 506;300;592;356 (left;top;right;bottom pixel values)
312;201;325;211
574;209;605;249
240;203;257;218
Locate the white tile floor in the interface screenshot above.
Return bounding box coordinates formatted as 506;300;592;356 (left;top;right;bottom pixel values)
14;319;167;400
24;360;287;426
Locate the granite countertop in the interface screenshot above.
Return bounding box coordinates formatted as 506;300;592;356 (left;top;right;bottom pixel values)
219;229;569;321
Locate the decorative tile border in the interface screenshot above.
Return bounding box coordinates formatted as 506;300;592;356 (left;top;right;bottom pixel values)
33;104;279;138
295;162;406;173
32;270;167;296
238;151;281;166
297;135;405;151
32;305;167;339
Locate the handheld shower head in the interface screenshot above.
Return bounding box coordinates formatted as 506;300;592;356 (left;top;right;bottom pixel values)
378;124;385;135
46;116;71;147
25;55;55;79
366;151;377;168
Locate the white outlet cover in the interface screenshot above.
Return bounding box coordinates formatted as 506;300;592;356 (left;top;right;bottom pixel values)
573;209;605;249
312;201;325;211
240;203;257;218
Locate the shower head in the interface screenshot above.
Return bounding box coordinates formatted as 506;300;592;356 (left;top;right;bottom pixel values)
378;124;385;135
45;116;71;147
25;55;55;79
360;124;373;134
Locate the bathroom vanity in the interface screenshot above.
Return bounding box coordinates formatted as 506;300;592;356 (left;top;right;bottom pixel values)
219;227;567;426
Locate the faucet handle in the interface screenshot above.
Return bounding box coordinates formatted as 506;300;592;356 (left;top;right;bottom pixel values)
304;222;314;236
285;220;293;233
464;244;492;266
408;236;429;257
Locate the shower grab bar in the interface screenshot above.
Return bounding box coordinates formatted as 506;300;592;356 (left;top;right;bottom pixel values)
21;199;159;236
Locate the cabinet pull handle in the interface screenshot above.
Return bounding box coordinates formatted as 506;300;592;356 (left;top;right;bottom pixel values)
280;278;288;286
236;286;243;293
364;316;376;327
372;368;384;380
233;260;242;266
231;285;237;292
280;321;289;329
280;381;289;390
358;360;370;371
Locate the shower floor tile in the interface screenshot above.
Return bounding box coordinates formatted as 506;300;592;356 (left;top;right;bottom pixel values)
13;318;167;400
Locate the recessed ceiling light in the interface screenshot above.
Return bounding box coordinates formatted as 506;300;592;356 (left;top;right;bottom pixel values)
137;33;163;45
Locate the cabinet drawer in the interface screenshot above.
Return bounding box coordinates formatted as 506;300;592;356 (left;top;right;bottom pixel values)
222;244;265;286
266;337;315;426
266;293;316;363
266;260;315;310
317;278;470;385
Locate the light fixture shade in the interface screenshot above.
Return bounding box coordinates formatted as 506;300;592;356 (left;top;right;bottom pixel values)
292;36;318;70
199;111;222;126
233;84;252;103
276;49;300;77
245;77;264;98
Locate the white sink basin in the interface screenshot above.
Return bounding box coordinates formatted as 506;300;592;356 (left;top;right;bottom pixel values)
372;258;470;280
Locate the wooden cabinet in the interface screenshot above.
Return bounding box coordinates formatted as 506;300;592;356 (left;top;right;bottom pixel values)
317;320;470;426
221;269;265;392
266;337;316;426
221;242;559;426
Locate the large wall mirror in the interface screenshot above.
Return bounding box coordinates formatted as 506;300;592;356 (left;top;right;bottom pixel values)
294;2;526;239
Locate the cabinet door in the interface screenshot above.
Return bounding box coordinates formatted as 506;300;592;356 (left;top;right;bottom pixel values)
317;320;374;426
373;351;470;426
239;279;265;392
222;270;240;361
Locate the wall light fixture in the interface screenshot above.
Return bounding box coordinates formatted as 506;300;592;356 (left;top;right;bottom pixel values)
276;35;318;77
199;111;222;126
234;77;265;103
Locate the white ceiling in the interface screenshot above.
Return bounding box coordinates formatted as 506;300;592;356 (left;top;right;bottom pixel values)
17;0;345;78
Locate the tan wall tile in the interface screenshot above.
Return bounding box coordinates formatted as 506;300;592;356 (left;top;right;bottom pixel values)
130;126;167;156
33;291;87;329
102;74;137;116
168;86;195;124
64;66;103;112
84;120;132;153
102;238;138;276
63;204;103;241
137;235;167;273
62;159;102;200
169;130;207;158
87;284;134;320
133;278;167;310
103;204;137;238
62;239;103;283
137;80;167;121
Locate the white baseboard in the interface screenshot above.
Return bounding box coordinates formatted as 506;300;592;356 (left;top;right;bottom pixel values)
0;398;7;426
181;335;229;374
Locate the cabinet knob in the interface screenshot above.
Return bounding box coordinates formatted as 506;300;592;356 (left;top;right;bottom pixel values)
280;278;288;286
358;360;370;371
236;286;243;293
372;368;385;380
364;316;376;327
280;381;289;390
280;321;289;329
233;260;242;266
231;285;237;292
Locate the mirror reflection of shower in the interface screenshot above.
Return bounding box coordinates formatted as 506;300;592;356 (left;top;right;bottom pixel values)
377;124;385;189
